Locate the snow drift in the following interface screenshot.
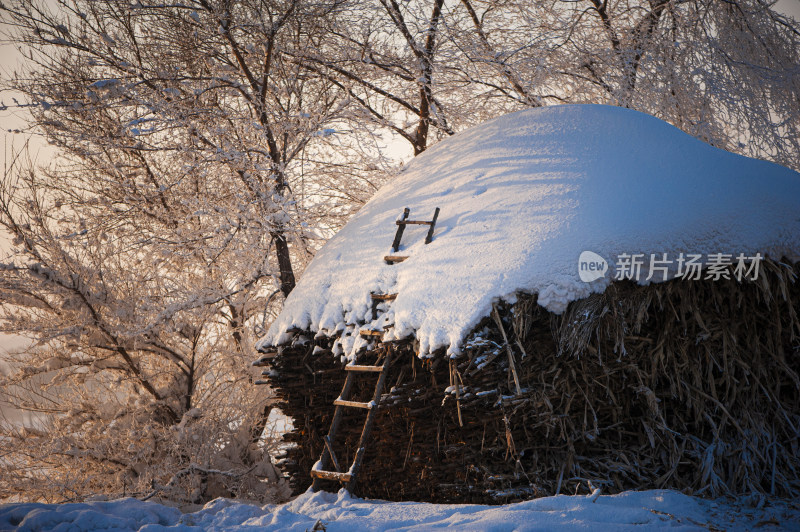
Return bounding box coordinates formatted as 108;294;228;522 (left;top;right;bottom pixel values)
2;489;799;531
259;104;800;357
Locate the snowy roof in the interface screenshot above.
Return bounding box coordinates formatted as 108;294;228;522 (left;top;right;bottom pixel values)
259;104;800;358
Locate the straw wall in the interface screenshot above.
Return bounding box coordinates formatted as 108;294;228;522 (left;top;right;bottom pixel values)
263;260;800;502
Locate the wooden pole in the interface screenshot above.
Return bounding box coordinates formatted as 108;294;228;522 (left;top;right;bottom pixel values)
492;303;522;395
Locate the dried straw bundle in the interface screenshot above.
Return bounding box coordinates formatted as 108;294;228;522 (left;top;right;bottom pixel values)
264;259;800;502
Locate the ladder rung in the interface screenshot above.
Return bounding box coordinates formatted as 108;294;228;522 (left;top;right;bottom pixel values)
345;364;384;372
396;220;433;225
370;293;397;301
359;329;383;337
384;255;408;263
334;399;374;409
310;469;352;482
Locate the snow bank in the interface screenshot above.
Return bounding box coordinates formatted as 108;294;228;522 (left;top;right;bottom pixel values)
259;104;800;357
1;490;798;531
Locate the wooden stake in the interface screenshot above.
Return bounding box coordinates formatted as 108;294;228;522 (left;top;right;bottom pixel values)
391;207;410;252
492;303;522;395
323;435;342;473
425;207;440;244
451;359;463;427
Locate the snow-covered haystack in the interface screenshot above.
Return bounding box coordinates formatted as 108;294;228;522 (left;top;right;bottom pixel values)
259;104;800;358
256;105;800;503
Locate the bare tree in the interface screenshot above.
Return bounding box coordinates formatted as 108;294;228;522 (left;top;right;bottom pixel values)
294;0;459;155
442;0;800;168
292;0;798;166
0;0;357;503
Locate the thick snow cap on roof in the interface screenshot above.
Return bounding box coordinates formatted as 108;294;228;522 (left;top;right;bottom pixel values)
259;104;800;358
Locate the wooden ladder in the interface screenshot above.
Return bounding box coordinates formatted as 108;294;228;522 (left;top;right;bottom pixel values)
310;344;393;490
364;206;441;338
310;206;439;492
384;206;440;264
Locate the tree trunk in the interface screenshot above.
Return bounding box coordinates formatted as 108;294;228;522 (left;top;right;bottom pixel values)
274;231;296;298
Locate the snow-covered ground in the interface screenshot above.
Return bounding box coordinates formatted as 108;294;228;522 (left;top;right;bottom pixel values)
2;489;798;531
